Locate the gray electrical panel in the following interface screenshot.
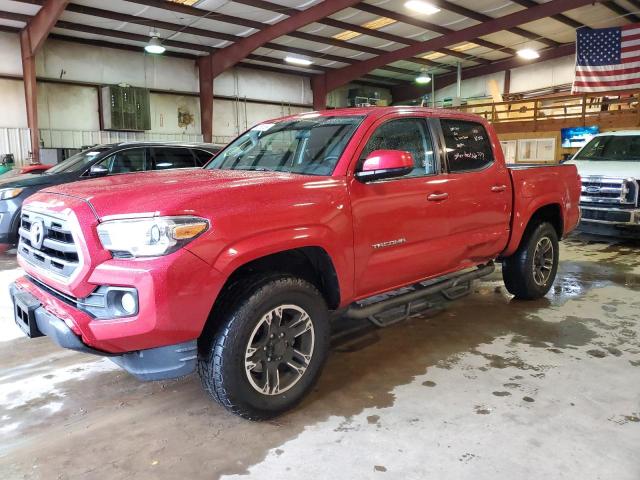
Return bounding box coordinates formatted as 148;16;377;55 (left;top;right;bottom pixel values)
101;85;151;131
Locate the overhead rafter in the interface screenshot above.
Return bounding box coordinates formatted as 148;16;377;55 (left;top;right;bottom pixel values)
121;1;487;71
314;0;603;105
392;43;576;103
352;2;517;56
0;8;402;86
509;0;584;29
602;1;640;23
206;0;360;76
20;2;430;76
427;0;560;47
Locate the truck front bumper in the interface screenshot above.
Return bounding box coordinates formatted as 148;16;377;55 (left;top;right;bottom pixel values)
578;205;640;237
579;205;640;225
10;247;226;380
10;281;198;380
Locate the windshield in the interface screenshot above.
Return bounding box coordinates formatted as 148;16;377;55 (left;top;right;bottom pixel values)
207;115;364;176
45;147;111;175
574;135;640;161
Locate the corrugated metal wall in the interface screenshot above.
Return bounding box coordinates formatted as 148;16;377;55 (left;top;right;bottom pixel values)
0;128;31;163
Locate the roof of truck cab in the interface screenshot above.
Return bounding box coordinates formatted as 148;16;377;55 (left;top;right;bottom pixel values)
108;141;223;148
272;106;485;124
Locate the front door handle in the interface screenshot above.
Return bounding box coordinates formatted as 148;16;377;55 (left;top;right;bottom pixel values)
491;185;507;192
427;192;449;202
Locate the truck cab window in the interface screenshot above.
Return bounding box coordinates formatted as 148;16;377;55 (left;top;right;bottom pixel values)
360;118;435;177
441;119;494;172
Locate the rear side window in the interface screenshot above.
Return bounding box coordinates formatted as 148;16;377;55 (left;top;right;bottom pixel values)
441;119;494;172
152;147;197;170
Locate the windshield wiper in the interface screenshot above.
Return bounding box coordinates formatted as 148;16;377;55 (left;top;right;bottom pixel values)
236;166;273;172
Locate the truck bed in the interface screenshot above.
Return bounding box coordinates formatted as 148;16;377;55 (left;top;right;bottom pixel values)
502;163;581;256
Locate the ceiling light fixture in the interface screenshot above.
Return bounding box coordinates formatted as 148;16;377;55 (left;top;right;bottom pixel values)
285;56;313;66
405;1;440;15
145;31;166;54
415;68;432;84
517;48;540;60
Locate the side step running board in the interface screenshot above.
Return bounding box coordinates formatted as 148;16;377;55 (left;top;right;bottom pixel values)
344;262;495;323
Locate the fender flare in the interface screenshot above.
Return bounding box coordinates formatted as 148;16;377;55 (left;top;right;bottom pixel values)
503;196;564;257
212;225;355;304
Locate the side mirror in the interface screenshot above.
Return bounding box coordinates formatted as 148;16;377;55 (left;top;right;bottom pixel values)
89;164;109;177
356;150;414;182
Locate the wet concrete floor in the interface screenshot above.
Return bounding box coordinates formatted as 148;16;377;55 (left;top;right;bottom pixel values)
0;234;639;479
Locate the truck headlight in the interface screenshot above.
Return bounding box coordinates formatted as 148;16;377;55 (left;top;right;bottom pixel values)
0;188;23;200
97;216;209;258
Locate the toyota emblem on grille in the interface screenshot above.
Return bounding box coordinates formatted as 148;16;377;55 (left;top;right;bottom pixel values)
585;186;601;194
30;219;45;249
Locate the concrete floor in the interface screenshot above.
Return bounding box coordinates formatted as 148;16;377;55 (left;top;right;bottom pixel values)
0;235;639;480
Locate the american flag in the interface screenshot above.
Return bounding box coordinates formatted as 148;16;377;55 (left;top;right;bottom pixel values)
573;23;640;93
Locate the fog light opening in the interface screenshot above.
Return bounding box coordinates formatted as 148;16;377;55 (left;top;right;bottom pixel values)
120;292;137;315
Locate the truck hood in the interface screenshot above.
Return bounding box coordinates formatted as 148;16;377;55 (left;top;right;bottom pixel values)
40;169;328;219
566;160;640;179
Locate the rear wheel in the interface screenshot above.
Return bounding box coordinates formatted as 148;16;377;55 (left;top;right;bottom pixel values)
502;222;559;300
198;275;330;420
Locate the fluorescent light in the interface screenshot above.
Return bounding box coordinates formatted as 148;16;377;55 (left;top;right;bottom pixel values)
334;30;360;41
145;33;165;54
517;48;540;60
285;56;313;66
405;1;440;15
362;17;396;30
415;68;431;84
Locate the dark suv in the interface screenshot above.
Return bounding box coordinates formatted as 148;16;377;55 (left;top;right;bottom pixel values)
0;142;221;245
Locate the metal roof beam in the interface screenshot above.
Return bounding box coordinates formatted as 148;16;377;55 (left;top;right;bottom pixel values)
392;43;576;102
602;1;640;23
318;0;601;96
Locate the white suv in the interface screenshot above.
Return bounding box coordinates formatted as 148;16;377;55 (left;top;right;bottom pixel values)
567;131;640;237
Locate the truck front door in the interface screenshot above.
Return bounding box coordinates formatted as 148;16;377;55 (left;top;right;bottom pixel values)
349;116;454;299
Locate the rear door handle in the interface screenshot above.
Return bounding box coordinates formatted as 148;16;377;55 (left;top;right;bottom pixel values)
491;185;507;192
427;192;449;202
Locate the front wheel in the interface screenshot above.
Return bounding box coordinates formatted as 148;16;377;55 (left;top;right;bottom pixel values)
198;275;330;420
502;222;559;300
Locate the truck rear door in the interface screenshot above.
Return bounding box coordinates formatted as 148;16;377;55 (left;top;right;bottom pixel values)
435;118;513;267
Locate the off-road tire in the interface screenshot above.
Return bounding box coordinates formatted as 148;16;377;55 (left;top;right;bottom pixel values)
502;221;559;300
198;274;330;420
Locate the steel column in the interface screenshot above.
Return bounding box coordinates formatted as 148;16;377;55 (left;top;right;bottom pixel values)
311;76;327;111
198;56;213;143
19;0;69;161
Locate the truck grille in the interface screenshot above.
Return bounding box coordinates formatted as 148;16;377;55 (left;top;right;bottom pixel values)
18;210;80;280
580;177;638;206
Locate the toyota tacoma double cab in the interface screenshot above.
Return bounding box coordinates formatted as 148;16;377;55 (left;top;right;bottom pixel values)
11;107;581;419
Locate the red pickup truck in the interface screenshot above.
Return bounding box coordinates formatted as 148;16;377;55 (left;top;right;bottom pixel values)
11;107;580;419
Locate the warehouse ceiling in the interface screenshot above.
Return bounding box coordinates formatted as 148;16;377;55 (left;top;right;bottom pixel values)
0;0;637;87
